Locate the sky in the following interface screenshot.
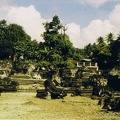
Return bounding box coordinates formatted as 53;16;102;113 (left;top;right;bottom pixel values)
0;0;120;48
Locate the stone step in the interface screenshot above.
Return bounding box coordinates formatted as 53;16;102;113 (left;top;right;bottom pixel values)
10;75;31;79
11;78;45;85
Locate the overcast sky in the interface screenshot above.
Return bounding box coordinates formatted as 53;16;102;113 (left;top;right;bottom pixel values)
0;0;120;48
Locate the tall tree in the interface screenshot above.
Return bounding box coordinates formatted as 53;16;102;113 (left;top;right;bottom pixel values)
106;33;114;44
83;43;96;59
0;20;32;60
92;36;112;70
42;15;74;68
24;40;39;60
0;20;35;70
110;34;120;69
0;20;11;59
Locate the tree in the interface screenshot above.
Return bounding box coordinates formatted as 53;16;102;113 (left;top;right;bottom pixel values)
0;20;36;70
97;36;104;44
106;33;114;44
24;40;39;60
43;15;62;34
0;21;32;60
92;36;112;70
0;20;11;59
84;33;120;72
110;34;120;69
42;15;75;68
72;48;84;62
83;43;95;59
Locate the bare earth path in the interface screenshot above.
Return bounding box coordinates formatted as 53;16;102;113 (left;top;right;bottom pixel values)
0;92;120;120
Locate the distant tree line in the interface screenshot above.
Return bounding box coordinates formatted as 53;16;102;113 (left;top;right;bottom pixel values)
0;15;120;71
84;33;120;71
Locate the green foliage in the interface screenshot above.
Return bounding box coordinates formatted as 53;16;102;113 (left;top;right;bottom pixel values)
37;61;51;68
92;36;112;70
0;20;31;59
64;59;75;68
80;32;120;72
0;20;11;59
43;15;62;34
24;40;39;60
110;35;120;69
106;33;114;44
73;48;85;60
42;15;76;67
83;43;96;58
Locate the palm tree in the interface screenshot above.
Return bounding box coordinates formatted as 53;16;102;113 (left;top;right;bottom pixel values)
106;33;114;44
97;36;104;44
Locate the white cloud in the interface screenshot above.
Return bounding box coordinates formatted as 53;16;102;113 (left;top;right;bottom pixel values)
109;4;120;32
6;5;46;42
66;23;81;48
0;0;13;20
80;19;115;46
66;18;115;48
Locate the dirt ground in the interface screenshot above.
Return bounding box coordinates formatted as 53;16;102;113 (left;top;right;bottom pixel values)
0;92;120;120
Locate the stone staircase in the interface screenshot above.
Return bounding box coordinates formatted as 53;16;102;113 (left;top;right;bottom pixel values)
10;74;45;92
81;72;91;82
10;74;45;85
